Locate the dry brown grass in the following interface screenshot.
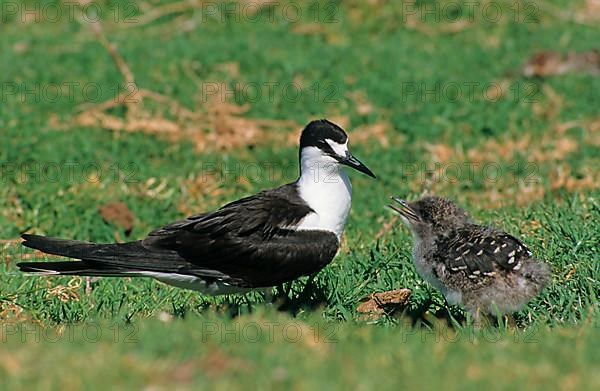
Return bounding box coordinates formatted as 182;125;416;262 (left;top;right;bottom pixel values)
49;13;299;153
417;115;599;208
45;278;82;303
347;0;474;36
175;173;236;216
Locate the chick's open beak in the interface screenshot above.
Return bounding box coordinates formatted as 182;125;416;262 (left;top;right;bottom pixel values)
388;196;420;221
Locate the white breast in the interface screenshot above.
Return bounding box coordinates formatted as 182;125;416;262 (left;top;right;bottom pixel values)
295;147;353;239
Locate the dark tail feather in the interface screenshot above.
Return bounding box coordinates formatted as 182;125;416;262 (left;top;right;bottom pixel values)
20;233;150;262
17;260;133;277
21;234;100;259
18;234;184;275
18;233;139;276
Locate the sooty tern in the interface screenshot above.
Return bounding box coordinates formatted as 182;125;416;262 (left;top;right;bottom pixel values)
18;120;376;295
389;196;551;317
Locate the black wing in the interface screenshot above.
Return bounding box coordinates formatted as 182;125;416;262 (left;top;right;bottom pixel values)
434;226;533;279
19;184;340;288
141;183;340;286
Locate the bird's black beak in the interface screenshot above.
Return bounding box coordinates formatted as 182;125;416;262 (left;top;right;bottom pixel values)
388;196;420;221
339;152;376;178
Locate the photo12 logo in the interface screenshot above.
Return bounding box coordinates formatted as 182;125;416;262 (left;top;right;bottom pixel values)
0;162;139;184
400;81;540;104
200;321;338;343
1;1;139;24
400;325;541;344
200;81;339;104
0;1;340;25
200;1;340;23
396;161;540;185
0;82;145;105
1;322;138;344
401;1;539;24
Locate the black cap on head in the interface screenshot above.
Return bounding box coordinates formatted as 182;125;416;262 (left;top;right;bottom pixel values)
298;119;376;178
299;119;348;150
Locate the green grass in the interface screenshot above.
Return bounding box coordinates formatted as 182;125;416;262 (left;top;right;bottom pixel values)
2;313;599;389
1;0;599;388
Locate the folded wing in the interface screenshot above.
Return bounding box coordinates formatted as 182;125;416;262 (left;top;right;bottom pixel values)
19;184;340;287
435;226;533;279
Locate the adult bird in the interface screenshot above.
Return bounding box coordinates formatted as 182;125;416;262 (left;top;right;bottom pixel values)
18;119;376;295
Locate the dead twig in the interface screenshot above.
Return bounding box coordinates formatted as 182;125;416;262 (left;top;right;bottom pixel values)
124;0;203;29
59;3;300;153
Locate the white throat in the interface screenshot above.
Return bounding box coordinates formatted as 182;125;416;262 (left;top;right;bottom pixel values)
296;146;352;240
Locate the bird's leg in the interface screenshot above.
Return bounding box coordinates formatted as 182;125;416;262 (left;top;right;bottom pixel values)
272;284;288;305
284;281;294;298
300;273;317;302
434;290;458;327
472;306;490;329
442;297;453;320
243;293;253;311
444;301;463;329
505;314;517;330
85;276;92;296
264;289;274;305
